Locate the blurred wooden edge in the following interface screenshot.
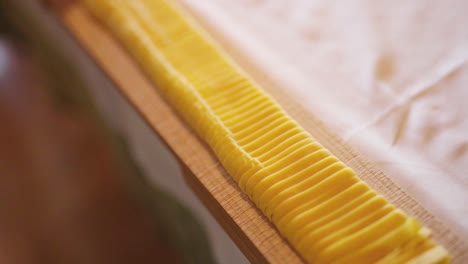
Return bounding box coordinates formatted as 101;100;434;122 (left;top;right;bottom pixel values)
45;0;468;263
45;1;305;263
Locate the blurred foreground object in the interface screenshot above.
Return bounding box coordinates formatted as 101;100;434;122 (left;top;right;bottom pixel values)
0;38;181;264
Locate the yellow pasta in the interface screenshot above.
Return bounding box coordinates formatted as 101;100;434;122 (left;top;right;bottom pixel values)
83;0;449;263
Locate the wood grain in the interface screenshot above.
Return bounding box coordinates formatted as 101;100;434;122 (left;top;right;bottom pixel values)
47;1;468;263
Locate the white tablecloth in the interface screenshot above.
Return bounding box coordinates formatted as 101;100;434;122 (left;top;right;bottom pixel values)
180;0;468;240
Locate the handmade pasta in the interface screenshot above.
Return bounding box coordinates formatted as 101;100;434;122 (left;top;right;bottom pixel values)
83;0;449;262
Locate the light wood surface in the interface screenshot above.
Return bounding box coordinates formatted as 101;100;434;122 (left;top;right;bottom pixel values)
47;1;468;263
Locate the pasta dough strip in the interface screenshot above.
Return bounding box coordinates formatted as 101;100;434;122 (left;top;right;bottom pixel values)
83;0;449;263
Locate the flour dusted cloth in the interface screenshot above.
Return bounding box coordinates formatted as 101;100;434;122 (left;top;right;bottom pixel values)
179;0;468;240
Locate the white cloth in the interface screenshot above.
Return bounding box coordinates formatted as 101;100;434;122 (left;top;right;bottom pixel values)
180;0;468;239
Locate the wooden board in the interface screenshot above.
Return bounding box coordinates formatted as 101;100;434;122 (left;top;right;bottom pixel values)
46;1;468;263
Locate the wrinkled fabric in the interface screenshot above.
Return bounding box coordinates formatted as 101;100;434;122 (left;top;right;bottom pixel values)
180;0;468;239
